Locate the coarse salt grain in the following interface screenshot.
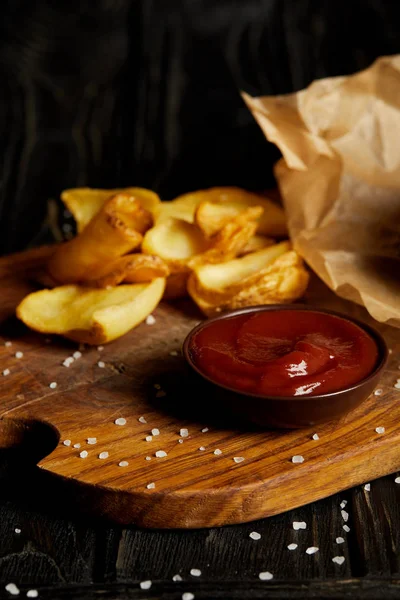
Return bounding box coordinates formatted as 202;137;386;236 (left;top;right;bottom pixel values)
395;476;400;484
138;416;147;424
341;510;349;522
156;390;166;398
190;569;201;577
259;571;273;581
336;537;345;544
201;427;209;433
62;357;74;367
73;443;81;449
63;440;71;447
145;456;151;461
375;426;385;434
182;594;195;600
199;446;206;451
146;315;156;325
340;500;347;508
364;483;371;491
119;461;129;467
332;556;345;565
343;525;350;533
172;574;182;582
146;436;153;442
97;361;105;368
306;547;319;555
293;521;307;530
73;351;82;359
26;591;39;598
14;528;21;534
97;346;104;351
214;449;222;456
312;433;319;440
49;382;57;389
292;455;304;464
155;450;167;458
115;418;127;426
99;452;109;459
147;482;155;489
288;543;298;550
152;428;160;436
3;369;10;376
80;451;88;458
15;352;23;359
178;439;184;444
374;389;383;396
234;457;245;464
140;581;152;590
249;531;261;540
180;428;189;438
87;438;97;445
5;583;20;596
5;341;12;347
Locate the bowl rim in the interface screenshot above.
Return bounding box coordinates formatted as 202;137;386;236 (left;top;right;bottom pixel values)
182;304;389;402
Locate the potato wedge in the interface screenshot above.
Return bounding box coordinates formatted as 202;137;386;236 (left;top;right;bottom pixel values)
87;254;169;288
238;235;275;256
188;249;309;316
195;191;287;237
62;187;160;232
16;278;165;344
48;193;153;284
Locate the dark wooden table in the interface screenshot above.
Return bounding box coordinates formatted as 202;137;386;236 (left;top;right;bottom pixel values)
0;465;399;599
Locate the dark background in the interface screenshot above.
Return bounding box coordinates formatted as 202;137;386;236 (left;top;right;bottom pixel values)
1;0;400;254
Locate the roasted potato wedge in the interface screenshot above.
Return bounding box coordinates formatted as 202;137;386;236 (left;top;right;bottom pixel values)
87;254;170;288
194;191;287;238
62;187;160;233
238;235;275;256
48;193;153;284
187;242;309;315
16;278;165;344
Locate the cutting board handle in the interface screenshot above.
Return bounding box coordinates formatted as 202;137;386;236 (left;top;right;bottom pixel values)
0;417;59;465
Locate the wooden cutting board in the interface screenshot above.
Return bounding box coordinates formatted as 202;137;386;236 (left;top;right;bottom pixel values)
0;248;399;529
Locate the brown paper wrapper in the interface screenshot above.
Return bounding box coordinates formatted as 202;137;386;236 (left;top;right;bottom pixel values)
243;55;400;328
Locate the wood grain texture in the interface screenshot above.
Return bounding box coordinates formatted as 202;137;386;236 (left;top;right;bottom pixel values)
0;249;399;529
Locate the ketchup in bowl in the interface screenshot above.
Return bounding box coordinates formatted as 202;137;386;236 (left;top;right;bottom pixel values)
189;309;379;397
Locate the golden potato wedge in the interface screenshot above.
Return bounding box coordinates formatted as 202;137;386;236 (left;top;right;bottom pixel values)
238;235;275;256
48;193;153;284
16;278;165;345
188;249;309;316
62;187;160;232
87;254;170;288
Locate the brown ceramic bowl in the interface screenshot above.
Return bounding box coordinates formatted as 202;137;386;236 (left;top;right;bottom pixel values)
183;305;388;429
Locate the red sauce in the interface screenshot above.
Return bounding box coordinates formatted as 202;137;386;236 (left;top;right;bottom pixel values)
190;310;379;397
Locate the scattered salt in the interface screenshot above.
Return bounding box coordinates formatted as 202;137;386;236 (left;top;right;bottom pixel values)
27;591;39;598
375;426;385;434
146;315;156;325
14;528;21;534
97;361;105;368
182;594;195;600
145;456;151;461
147;482;155;489
306;546;319;555
364;483;371;491
152;428;160;436
119;461;129;467
146;436;153;442
341;510;349;522
374;389;383;396
87;438;97;445
340;500;348;508
336;537;345;544
233;457;245;464
287;543;298;550
115;418;127;426
3;369;10;376
138;416;147;424
62;357;74;367
293;521;307;530
63;440;71;447
5;583;20;596
312;433;319;440
395;476;400;484
343;525;350;533
79;451;88;459
199;447;206;451
180;428;189;438
259;571;273;581
97;346;104;351
5;341;12;347
49;382;57;389
178;439;184;444
214;449;222;456
172;574;183;582
73;351;82;359
73;443;81;449
190;569;201;577
15;352;23;359
155;450;167;458
249;532;261;540
201;427;209;433
99;452;109;459
140;580;152;590
332;556;345;565
292;455;305;464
